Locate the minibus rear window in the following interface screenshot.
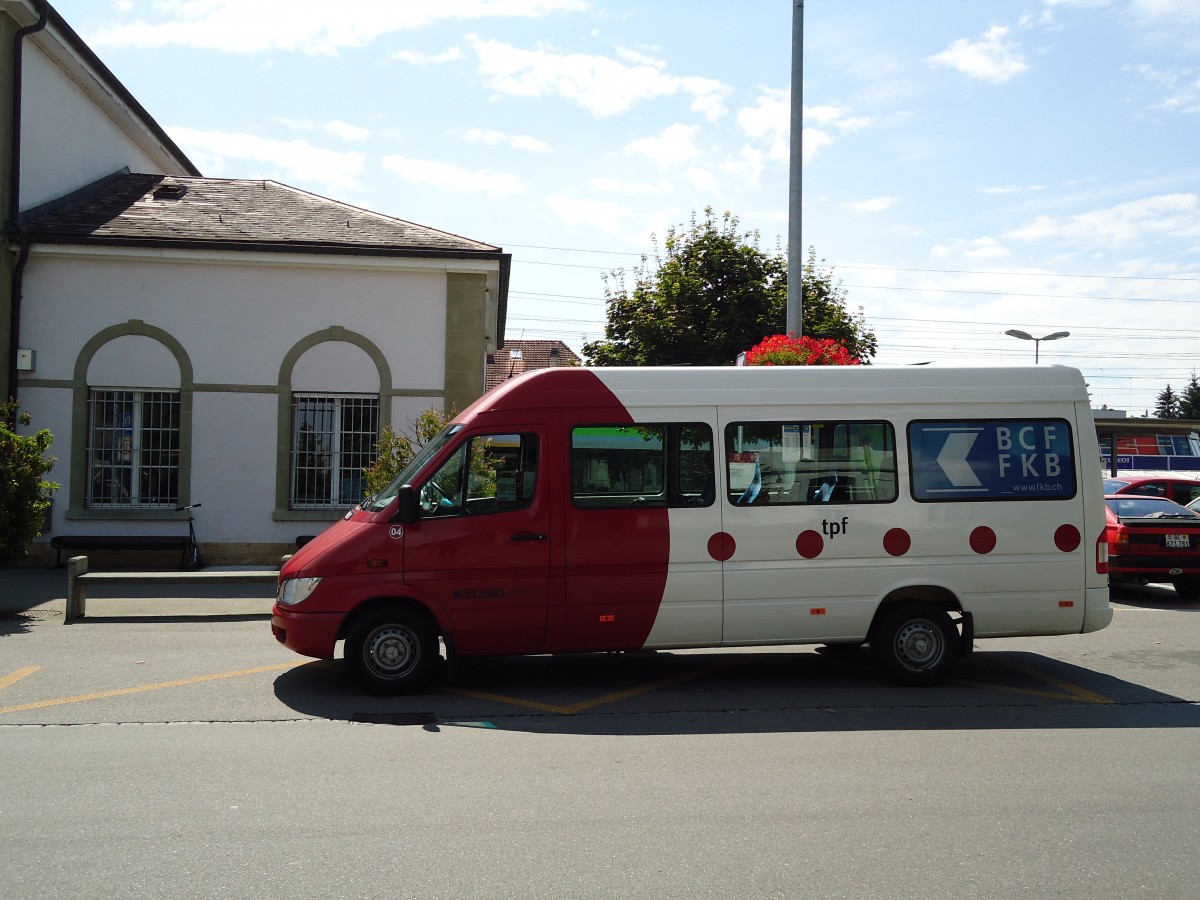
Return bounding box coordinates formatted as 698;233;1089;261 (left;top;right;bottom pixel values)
571;424;714;509
907;419;1076;501
725;421;898;505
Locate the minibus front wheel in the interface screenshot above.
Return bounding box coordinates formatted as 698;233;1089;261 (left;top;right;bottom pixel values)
870;602;958;687
345;605;438;695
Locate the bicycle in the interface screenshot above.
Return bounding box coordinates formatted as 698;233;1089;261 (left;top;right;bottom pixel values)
177;503;202;569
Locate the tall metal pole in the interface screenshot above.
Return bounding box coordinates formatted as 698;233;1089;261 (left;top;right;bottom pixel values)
786;0;804;337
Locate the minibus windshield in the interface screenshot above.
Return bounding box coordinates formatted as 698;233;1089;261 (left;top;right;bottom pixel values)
361;425;462;512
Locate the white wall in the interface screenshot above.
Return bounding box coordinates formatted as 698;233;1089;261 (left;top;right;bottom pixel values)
20;41;173;210
21;248;456;544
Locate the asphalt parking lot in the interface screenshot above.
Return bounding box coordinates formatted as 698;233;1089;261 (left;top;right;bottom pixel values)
3;568;1198;900
1;567;1197;731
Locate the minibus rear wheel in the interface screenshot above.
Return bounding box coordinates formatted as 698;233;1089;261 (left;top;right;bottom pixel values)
345;606;438;695
871;602;958;687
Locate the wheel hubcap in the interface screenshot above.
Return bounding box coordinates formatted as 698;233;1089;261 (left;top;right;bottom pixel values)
365;625;419;678
894;620;943;671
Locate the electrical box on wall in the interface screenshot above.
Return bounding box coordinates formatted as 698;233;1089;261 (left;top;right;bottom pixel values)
16;349;35;371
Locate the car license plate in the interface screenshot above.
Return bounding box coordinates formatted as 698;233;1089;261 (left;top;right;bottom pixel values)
1165;534;1190;549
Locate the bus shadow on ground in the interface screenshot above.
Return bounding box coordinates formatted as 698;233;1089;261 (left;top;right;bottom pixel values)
273;646;1200;735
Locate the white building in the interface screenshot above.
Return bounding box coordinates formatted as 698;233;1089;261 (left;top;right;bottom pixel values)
2;1;509;564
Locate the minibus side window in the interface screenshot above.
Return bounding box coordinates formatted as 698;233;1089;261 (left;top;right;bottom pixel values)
571;424;714;509
908;419;1076;501
725;421;897;505
419;433;538;517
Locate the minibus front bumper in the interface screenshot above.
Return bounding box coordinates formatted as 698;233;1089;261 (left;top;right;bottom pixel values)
271;605;343;660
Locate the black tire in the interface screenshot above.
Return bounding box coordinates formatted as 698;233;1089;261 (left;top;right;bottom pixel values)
345;606;439;695
871;602;958;686
1172;577;1200;599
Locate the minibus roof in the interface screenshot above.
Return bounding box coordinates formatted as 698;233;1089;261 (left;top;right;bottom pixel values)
463;364;1089;419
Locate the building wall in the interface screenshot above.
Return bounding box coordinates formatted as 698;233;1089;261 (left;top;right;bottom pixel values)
17;246;481;560
20;40;172;209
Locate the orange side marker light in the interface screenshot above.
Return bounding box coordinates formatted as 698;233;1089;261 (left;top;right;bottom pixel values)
1059;600;1074;608
810;608;826;615
599;615;616;623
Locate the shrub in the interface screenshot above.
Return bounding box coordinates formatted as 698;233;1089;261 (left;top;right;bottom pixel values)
0;400;59;565
362;406;454;495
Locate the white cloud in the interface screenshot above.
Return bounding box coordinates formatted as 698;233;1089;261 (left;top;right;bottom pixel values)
624;123;700;166
1003;193;1200;245
270;117;371;142
737;88;789;162
393;46;462;65
89;0;589;54
462;128;551;153
168;127;365;192
800;127;835;164
467;36;730;120
737;95;874;164
544;193;628;233
380;155;527;199
845;197;900;213
929;237;1012;260
324;120;371;141
980;184;1048;195
722;146;765;185
926;26;1030;84
586;177;672;196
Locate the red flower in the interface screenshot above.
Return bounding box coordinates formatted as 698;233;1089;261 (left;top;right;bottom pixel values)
744;334;860;366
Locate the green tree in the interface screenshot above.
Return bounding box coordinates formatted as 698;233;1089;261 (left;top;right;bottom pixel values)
1179;371;1200;419
0;400;59;565
1154;384;1182;419
362;406;454;495
583;208;876;367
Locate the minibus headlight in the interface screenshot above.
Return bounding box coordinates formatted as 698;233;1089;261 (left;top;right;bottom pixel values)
278;576;322;606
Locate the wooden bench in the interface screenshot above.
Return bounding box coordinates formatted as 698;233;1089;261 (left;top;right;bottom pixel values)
65;555;282;621
50;534;193;568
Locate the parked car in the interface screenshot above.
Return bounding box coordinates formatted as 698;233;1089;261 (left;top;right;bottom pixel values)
1104;494;1200;597
1102;472;1200;507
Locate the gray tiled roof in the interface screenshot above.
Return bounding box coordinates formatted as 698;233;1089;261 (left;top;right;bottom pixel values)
20;172;503;256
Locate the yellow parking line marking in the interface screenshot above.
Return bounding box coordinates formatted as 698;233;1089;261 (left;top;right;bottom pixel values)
959;658;1113;704
0;661;299;716
0;666;42;693
444;659;743;715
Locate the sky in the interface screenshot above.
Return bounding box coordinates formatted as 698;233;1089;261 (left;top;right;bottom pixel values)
48;0;1200;417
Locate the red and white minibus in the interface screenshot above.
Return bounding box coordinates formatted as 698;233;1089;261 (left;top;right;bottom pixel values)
272;365;1112;693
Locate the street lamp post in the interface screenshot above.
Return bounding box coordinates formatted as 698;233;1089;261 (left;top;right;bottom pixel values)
1005;328;1070;363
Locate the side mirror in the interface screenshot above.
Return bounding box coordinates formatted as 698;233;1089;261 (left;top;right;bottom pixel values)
392;485;419;524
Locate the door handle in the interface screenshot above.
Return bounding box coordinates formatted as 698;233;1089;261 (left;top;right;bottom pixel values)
510;532;547;542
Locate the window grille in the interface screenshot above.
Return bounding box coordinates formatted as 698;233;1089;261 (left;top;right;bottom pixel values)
290;394;379;508
86;390;181;508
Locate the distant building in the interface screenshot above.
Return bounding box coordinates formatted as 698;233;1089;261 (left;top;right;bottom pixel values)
486;340;580;391
1092;408;1200;474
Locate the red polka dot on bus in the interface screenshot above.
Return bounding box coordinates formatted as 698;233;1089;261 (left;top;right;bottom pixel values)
970;526;997;554
883;528;911;557
796;530;824;559
1054;524;1081;552
707;532;736;562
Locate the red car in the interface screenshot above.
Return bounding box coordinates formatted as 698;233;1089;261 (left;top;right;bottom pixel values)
1104;494;1200;597
1103;473;1200;506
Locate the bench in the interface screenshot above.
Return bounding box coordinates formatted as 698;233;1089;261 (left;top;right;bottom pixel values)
50;534;193;568
65;555;282;621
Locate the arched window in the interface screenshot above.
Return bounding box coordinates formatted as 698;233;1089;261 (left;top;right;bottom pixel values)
277;328;392;514
74;324;192;513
